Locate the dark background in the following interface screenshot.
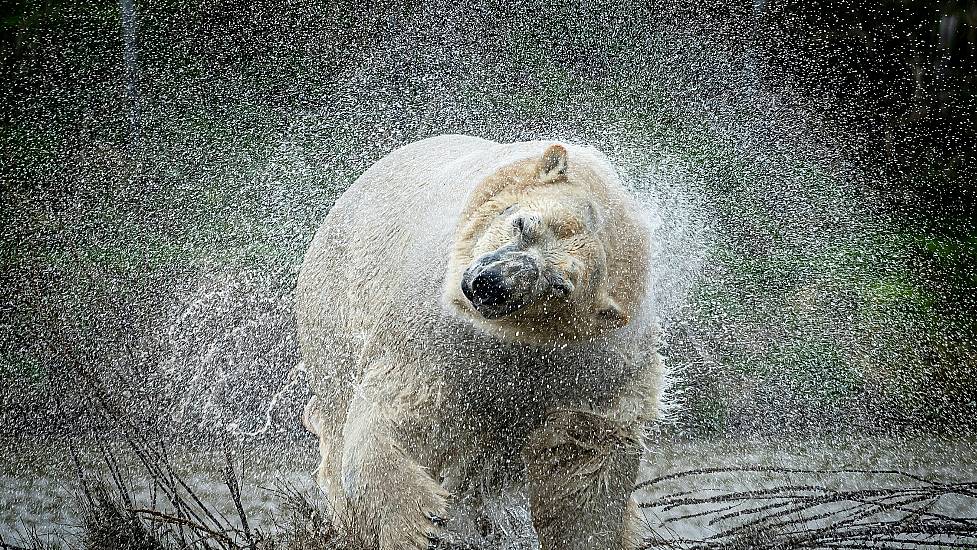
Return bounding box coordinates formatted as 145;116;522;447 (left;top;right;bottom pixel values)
1;0;975;441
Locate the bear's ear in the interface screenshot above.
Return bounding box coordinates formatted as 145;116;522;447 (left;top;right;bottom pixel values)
595;295;629;329
536;144;568;184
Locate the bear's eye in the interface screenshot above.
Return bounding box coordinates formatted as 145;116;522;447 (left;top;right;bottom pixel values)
553;217;586;240
512;213;541;244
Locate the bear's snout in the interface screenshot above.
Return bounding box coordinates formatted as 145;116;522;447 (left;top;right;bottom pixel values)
462;248;540;319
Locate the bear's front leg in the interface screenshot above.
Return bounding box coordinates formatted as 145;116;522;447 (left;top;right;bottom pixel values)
522;410;643;550
340;390;450;550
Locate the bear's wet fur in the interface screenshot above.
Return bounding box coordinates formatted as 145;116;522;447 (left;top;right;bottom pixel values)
296;135;663;550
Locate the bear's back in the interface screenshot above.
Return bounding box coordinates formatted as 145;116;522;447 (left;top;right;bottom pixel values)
297;135;497;334
295;135;506;394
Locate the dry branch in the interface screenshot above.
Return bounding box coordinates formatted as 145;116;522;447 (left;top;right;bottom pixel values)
639;467;977;550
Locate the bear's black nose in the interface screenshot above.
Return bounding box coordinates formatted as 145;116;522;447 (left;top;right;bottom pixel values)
462;248;540;319
466;268;509;308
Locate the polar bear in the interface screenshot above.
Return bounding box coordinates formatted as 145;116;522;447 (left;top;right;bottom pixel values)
296;135;663;550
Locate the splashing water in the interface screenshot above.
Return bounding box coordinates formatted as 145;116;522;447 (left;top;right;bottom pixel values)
2;0;975;546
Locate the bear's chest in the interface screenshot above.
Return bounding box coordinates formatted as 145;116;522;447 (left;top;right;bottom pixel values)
435;333;633;428
423;335;636;493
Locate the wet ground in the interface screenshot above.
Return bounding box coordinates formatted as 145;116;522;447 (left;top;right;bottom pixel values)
2;435;975;547
0;439;320;546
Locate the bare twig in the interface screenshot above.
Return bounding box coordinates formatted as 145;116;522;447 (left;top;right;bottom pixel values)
222;448;255;549
639;467;977;549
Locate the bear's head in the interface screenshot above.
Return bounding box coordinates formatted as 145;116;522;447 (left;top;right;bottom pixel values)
445;144;647;342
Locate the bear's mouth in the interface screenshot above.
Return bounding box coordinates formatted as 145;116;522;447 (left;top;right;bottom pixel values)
465;292;528;319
